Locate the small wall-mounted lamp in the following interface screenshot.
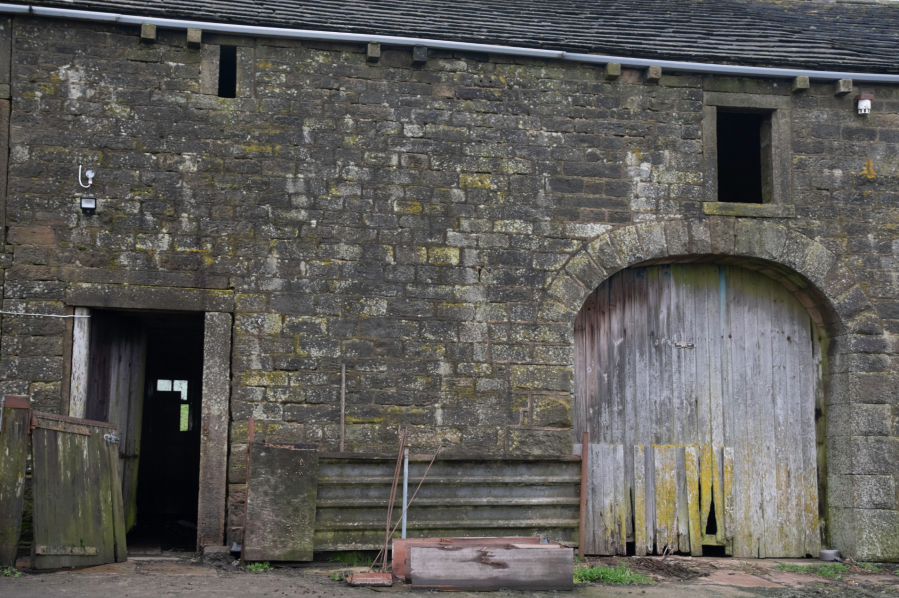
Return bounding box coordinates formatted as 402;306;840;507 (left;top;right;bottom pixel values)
78;165;95;188
856;93;874;115
80;196;97;216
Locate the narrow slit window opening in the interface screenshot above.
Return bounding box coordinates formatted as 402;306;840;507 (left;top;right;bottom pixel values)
218;45;237;98
716;110;773;204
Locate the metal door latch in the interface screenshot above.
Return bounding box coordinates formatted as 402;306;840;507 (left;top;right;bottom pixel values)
674;342;695;349
104;433;120;444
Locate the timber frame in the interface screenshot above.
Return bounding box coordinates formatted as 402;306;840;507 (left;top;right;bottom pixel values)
542;217;888;555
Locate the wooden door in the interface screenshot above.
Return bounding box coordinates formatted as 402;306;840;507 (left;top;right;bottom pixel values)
86;311;147;530
30;412;127;569
574;264;822;558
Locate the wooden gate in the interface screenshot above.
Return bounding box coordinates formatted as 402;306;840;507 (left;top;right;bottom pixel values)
574;264;822;558
30;412;127;569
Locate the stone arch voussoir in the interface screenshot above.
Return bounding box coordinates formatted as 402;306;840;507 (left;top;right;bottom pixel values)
540;218;884;340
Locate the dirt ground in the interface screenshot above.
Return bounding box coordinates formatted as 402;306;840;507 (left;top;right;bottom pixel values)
2;554;898;597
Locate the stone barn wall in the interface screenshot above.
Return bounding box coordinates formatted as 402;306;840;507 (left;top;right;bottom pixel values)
0;16;897;557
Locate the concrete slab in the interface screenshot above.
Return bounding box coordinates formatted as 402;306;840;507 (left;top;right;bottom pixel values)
696;570;783;588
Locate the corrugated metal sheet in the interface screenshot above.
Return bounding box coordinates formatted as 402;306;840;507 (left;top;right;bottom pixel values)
313;454;581;551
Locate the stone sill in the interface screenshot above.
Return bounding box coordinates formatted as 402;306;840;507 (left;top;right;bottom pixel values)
702;202;796;218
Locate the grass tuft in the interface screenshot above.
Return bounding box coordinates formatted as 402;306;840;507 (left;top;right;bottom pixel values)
0;566;21;578
328;551;371;567
574;563;653;585
246;561;273;573
775;563;849;579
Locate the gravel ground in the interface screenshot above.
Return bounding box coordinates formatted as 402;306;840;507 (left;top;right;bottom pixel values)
1;554;897;598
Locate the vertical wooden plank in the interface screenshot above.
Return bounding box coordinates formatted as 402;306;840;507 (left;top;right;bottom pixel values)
646;269;662;446
725;267;747;554
795;301;820;556
675;447;690;553
576;435;588;558
653;445;678;554
771;282;794;556
0;404;30;566
122;327;147;531
597;283;610;445
633;270;650;448
573;299;587;440
657;267;673;444
633;445;647;556
610;275;626;448
614;444;627;555
757;273;777;558
596;443;609;554
645;445;657;554
623;270;637;542
198;312;233;549
723;447;735;554
69;307;91;418
586;290;600;444
685;446;702;556
106;440;128;562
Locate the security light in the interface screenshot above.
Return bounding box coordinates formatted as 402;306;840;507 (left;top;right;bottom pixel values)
856;93;874;115
80;196;97;215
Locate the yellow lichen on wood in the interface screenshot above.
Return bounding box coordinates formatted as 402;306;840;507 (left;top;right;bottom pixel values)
699;444;714;535
653;445;678;554
722;447;735;554
713;447;727;545
685;446;703;556
633;445;647;556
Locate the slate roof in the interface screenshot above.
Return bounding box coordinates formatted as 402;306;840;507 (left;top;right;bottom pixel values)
15;0;899;73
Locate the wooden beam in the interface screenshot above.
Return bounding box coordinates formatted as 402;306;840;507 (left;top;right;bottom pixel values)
68;307;90;418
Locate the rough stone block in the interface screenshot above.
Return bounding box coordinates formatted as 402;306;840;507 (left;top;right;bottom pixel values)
604;63;621;80
140;23;157;44
412;45;428;65
187;28;203;48
367;42;381;62
791;76;810;93
645;65;662;83
830;475;896;509
835;78;853;96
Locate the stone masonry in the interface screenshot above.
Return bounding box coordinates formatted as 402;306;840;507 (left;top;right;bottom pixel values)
0;16;897;558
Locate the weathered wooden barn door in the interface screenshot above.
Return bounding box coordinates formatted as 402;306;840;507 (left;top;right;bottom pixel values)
574;264;822;558
30;412;127;569
86;311;147;530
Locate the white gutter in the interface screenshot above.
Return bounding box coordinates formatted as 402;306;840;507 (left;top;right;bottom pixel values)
4;3;899;83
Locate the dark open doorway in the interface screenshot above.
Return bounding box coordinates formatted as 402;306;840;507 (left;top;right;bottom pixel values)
84;310;205;554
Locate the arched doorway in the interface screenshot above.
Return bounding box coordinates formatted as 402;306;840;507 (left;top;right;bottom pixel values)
574;263;824;558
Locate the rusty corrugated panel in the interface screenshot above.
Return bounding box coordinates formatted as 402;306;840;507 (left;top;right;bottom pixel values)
313;454;580;551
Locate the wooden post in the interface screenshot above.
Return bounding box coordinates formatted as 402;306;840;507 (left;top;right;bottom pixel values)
69;307;91;418
579;431;588;558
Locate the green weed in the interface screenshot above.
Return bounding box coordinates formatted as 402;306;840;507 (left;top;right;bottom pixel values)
775;563;849;579
858;563;883;573
0;566;21;578
331;572;344;581
246;561;273;573
328;552;370;567
574;563;652;585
